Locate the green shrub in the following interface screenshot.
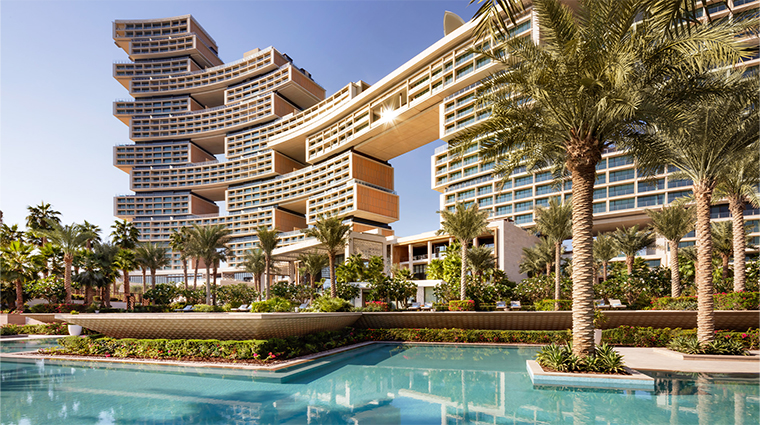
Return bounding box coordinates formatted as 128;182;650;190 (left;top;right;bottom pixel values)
1;322;84;335
649;292;759;310
250;297;295;313
29;303;88;313
192;304;224;312
310;296;352;312
603;326;759;349
449;300;475;311
216;283;259;306
668;334;749;355
535;343;626;373
433;302;449;312
356;301;389;312
361;328;573;344
533;299;573;311
143;284;179;305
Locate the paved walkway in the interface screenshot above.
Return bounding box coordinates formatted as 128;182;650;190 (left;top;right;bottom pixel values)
616;347;760;374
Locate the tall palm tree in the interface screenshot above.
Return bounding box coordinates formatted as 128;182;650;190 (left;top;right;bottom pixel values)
81;221;101;251
40;221;95;304
647;205;695;297
243;248;267;298
113;249;137;307
611;225;656;275
25;202;61;246
451;0;750;356
519;243;547;277
593;233;617;283
0;241;40;310
133;244;151;293
711;221;734;283
437;203;489;300
534;198;572;304
169;227;191;290
188;224;232;304
297;251;329;301
466;245;495;284
714;149;760;292
634;78;758;343
255;226;280;300
304;215;351;298
92;242;120;307
0;224;25;246
111;219;140;250
136;242;170;290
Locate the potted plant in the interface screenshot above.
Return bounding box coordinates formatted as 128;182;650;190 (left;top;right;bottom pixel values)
67;310;83;336
593;310;608;345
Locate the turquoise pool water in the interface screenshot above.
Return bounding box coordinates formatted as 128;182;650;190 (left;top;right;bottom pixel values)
0;341;757;424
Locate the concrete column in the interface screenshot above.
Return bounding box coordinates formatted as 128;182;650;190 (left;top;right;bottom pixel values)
427;241;433;263
474;237;479;247
288;261;295;283
408;244;414;270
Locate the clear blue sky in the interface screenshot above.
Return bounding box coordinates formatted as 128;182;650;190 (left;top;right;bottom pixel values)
0;0;476;239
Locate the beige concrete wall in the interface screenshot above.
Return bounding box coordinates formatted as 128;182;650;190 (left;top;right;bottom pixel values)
497;220;540;282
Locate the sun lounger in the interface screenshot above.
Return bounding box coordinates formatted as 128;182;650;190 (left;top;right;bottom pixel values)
421;302;433;311
609;299;627;309
235;304;249;312
496;301;507;311
594;299;610;309
510;301;521;310
408;302;421;311
296;302;309;312
174;305;193;312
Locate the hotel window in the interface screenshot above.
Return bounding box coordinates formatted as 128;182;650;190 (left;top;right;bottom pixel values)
638;179;665;193
478;197;493;207
535;184;557;196
593;188;607;200
609;169;635;182
478;185;492;195
515;188;532;199
609;184;634;197
668;178;693;188
595;174;607;184
638;194;664;207
535;172;551;183
496;205;512;215
515;201;533;212
593;202;606;214
514;213;533;224
495;192;512;203
596;159;607;170
610;198;635;211
668;190;693;203
515;175;533;187
608;155;633;168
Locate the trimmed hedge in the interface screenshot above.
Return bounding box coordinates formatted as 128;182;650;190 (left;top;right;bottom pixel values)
29;303;89;313
449;300;475;311
1;323;71;335
534;299;573;311
649;292;759;310
362;328;573;344
603;325;759;349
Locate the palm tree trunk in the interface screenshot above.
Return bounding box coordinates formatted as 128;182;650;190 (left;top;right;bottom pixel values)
721;254;730;282
602;261;608;282
84;284;92;305
123;269;131;309
205;265;211;305
626;256;634;275
212;262;218;306
142;267;147;294
193;258;199;290
554;241;562;310
309;275;315;302
103;283;111;308
151;269;157;291
329;254;337;298
729;197;746;292
546;263;551;276
670;240;681;297
182;258;189;291
694;182;715;344
265;256;271;300
569;163;596;358
64;255;73;304
460;241;467;300
15;279;24;311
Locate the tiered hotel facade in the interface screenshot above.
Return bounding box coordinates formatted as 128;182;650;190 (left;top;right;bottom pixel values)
112;3;759;279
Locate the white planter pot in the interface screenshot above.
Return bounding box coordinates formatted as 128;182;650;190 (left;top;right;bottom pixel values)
67;325;82;336
594;329;602;345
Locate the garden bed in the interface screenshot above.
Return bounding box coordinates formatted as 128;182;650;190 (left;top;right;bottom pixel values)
526;360;655;391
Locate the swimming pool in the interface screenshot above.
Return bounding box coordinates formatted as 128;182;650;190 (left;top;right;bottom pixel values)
1;341;757;424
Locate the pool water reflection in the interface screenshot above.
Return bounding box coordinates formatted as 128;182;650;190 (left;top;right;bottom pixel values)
0;342;757;424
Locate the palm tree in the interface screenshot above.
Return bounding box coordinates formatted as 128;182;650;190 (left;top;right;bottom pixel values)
0;241;39;310
647;205;696;297
133;244;150;293
92;242;120;307
437;203;489;300
535;198;572;304
40;221;95;304
0;224;25;246
611;225;656;275
243;248;267;298
714;149;760;292
634;79;758;343
169;227;191;290
466;245;495;284
519;244;546;277
113;249;137;307
111;219;140;250
297;251;329;301
81;221;101;251
304;215;351;298
188;224;232;304
136;242;170;291
593;233;617;283
451;0;750;356
25;202;61;246
255;226;280;300
711;221;734;283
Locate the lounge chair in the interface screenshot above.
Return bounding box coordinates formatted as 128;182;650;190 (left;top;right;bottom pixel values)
174;305;193;312
408;302;421;311
496;301;507;311
296;302;309;312
510;301;522;310
594;299;610;309
235;304;249;312
609;299;627;309
421;302;433;311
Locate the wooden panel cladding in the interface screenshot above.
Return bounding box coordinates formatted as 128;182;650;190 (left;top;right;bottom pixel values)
274;208;307;232
356;185;399;221
273;152;303;175
290;67;327;100
273;95;298;119
189;144;215;163
352;155;394;191
190;195;218;215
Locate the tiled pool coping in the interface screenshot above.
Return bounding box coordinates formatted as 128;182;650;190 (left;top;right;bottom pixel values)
526;360;656;391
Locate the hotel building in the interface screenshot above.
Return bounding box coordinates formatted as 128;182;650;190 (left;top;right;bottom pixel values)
112;2;759;282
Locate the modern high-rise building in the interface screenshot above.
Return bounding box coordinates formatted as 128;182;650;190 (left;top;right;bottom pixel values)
112;2;758;282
